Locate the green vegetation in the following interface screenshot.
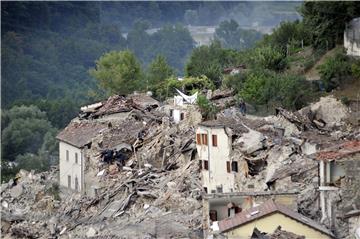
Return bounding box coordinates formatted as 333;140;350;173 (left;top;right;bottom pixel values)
197;94;218;120
317;50;352;91
90;51;143;95
1;105;58;182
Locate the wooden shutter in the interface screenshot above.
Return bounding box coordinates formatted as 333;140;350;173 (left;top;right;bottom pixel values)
202;134;208;145
226;161;231;173
212;135;218;147
196;134;201;145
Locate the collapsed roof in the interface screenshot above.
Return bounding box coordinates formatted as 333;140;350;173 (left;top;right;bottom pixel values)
56;121;108;148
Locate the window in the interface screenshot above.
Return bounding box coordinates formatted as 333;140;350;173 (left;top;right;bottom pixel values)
68;175;71;188
227;161;239;173
180;112;185;120
204;160;209;170
209;210;218;221
226;161;231;173
231;161;238;172
196;134;202;145
201;134;208;145
170;109;173;117
204;187;208;193
212;135;218;147
75;153;78;164
75;177;79;191
66;150;69;162
216;185;223;193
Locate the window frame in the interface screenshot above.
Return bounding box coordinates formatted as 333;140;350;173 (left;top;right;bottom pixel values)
212;134;218;147
204;160;209;170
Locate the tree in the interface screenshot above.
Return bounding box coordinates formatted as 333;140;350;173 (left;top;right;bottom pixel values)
147;55;175;91
185;41;238;87
90;50;143;95
251;46;287;72
299;2;360;48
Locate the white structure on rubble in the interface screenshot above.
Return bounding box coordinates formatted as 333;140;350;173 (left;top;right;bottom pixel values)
57;122;108;193
196;121;235;193
344;17;360;57
171;89;198;124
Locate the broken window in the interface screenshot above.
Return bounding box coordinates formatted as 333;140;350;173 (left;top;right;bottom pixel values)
204;187;208;193
209;210;218;221
204;160;209;170
326;160;346;187
231;161;238;172
196;134;202;145
247;159;267;176
75;177;79;191
75;153;78;164
201;134;208;145
66;150;69;162
68;175;71;188
180;112;185;120
226;161;231;173
212;134;218;147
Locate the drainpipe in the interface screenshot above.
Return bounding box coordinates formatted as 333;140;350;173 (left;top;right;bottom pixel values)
319;160;327;223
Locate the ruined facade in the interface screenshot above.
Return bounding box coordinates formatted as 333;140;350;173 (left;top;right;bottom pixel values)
344;17;360;57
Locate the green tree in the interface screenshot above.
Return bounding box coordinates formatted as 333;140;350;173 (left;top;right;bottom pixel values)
299;2;360;48
90;50;143;95
147;55;175;91
251;46;287;71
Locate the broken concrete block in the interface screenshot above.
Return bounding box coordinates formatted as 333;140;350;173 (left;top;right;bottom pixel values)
237;129;265;154
86;227;97;237
10;184;23;198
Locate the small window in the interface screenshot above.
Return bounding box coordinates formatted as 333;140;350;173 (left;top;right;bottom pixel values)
180;112;185;120
170;109;173;117
202;134;208;145
204;160;209;170
231;161;238;172
216;185;223;193
212;135;218;147
66;150;69;162
67;175;71;188
196;134;202;145
75;153;78;164
199;160;203;170
226;161;231;173
204;187;208;193
209;210;218;221
75;177;79;191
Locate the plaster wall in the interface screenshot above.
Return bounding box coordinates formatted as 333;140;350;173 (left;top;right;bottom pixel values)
196;126;234;193
225;212;331;239
59;141;83;192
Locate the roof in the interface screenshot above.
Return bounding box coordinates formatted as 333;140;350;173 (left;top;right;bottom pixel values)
198;116;267;135
56;121;108;148
218;200;334;238
316;140;360;161
128;93;159;108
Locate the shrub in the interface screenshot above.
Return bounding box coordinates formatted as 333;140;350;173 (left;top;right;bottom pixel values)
351;60;360;79
196;94;218;120
251;46;288;71
317;51;351;91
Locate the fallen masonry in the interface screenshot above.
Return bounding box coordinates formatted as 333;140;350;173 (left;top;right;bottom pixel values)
1;94;360;238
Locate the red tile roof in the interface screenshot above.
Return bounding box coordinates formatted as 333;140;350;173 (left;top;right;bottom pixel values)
218;200;334;238
316;140;360;161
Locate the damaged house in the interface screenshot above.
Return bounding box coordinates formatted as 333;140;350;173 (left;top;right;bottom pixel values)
316;140;360;237
56;93;162;195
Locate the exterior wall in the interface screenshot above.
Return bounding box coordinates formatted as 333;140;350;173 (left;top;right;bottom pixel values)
59;141;83;192
348;215;360;239
344;18;360;57
196;126;234;193
224;213;331;239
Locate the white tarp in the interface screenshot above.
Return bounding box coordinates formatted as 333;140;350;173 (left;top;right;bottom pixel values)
175;88;198;104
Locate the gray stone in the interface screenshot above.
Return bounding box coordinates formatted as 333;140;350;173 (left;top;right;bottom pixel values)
10;184;23;198
86;227;97;237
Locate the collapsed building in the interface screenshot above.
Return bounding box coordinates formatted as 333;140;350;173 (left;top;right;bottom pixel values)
197;96;360;238
1;93;359;238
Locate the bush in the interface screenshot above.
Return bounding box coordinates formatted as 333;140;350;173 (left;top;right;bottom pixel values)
317;51;351;91
239;70;311;110
196;94;218;120
251;46;288;72
351;60;360;79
